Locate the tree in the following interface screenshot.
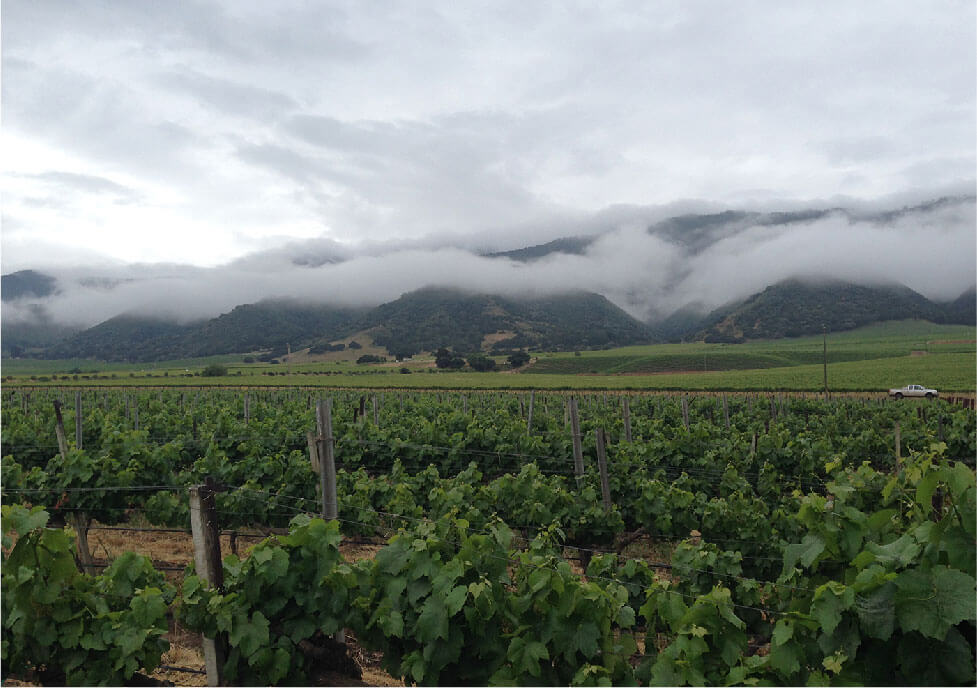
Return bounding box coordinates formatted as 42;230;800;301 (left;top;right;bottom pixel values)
466;354;496;372
507;351;531;368
356;354;386;364
201;364;227;377
435;348;465;369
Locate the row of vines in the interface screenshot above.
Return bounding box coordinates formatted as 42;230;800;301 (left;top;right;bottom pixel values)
3;388;975;685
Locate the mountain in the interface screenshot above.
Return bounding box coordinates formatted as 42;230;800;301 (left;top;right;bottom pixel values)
1;270;58;301
0;306;81;357
38;289;653;362
484;237;595;262
366;288;653;356
180;301;364;358
691;279;951;342
45;315;193;362
940;287;976;325
47;301;365;362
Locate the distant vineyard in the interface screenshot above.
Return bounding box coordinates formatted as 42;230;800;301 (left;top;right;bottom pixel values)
2;388;975;685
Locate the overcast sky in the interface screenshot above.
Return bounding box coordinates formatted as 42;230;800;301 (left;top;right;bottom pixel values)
2;0;975;272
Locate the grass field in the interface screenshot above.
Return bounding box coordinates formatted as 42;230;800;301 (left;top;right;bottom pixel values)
2;320;974;392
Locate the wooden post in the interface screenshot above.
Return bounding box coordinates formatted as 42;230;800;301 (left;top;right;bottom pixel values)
894;422;902;466
315;399;338;520
372;395;379;426
622;397;632;443
595;429;612;512
681;396;690;430
75;391;83;450
54;400;97;576
133;401;139;430
53;399;70;458
527;390;535;435
569;397;585;486
190;482;226;686
722;394;729;429
307;431;320;475
358;396;366;424
244;392;250;425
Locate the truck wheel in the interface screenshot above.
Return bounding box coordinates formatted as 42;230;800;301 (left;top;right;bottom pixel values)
926;393;934;398
895;393;903;399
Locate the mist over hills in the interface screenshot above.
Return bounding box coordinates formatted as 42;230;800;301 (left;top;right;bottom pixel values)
2;195;974;360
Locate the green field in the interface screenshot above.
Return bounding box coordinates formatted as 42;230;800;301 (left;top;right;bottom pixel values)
3;320;974;392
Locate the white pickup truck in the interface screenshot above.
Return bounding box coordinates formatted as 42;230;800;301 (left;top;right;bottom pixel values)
888;384;939;399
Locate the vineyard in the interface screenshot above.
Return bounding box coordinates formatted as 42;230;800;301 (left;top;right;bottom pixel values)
2;387;975;685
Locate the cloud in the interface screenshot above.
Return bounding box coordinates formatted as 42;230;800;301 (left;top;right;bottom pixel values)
1;1;974;273
6;196;973;332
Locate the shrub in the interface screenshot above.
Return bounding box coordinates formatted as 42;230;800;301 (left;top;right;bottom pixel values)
201;364;228;377
467;354;497;372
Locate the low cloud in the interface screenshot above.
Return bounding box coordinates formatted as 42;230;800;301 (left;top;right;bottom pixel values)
5;196;974;332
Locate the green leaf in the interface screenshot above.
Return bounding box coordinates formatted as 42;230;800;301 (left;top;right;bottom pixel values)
230;611;270;658
897;627;976;685
3;505;49;536
616;605;636;628
768;640;801;676
130;590;167;628
895;566;977;639
853;583;895;640
444;585;467;616
783;534;825;572
915;469;944;516
381;609;404;637
529;568;550;593
864;534;920;569
416;597;448;643
811;584;852;635
577;621;600;658
772;619;793;646
288;616;317;643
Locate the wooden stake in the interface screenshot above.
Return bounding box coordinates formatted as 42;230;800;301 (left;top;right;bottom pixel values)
55;400;96;576
527;390;535;435
622;397;632;443
595;429;612;512
681;396;690;430
53;400;69;460
190;482;226;686
569;397;585;486
895;422;902;466
307;431;320;475
316;399;338;520
75;391;83;450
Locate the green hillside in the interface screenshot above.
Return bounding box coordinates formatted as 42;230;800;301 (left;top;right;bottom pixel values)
34;289;653;362
365;288;652;356
695;279;951;342
46;302;364;362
